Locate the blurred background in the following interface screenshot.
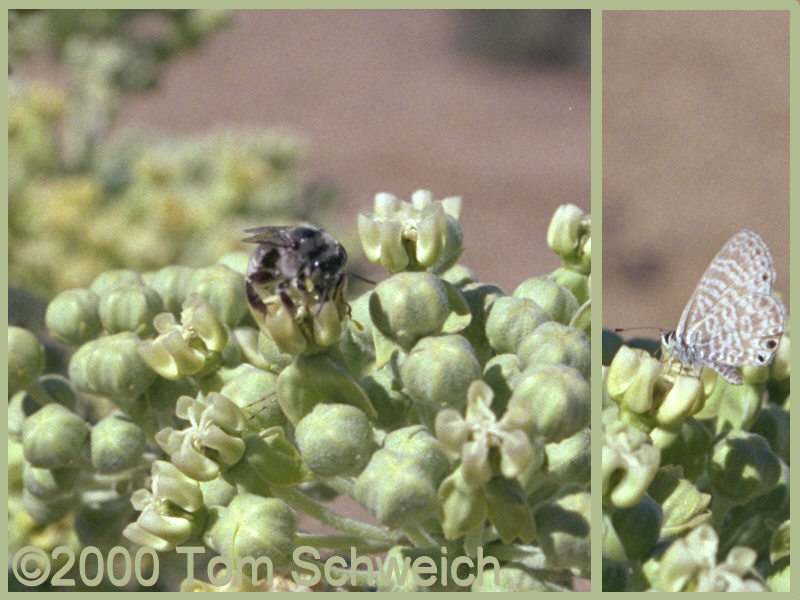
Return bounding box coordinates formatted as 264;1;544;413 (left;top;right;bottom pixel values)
602;11;789;336
9;9;590;320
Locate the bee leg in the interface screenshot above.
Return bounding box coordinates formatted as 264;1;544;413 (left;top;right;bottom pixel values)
277;282;297;315
246;281;266;314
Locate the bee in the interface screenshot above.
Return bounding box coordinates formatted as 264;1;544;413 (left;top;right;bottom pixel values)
243;225;349;318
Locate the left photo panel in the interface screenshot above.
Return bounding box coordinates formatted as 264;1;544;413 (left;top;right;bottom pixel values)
8;10;591;591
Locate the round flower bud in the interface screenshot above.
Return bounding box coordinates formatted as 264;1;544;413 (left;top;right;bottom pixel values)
90;414;146;473
98;284;164;337
440;263;478;287
513;277;579;325
534;486;590;572
145;265;195;315
400;334;481;409
485;296;551;355
23;463;78;500
8;326;45;394
220;367;285;433
548;266;590;304
546;204;590;273
504;363;589;442
277;352;376;425
45;288;102;345
187;264;248;326
295;403;375;476
605;345;663;414
523;428;588;496
236;429;307;488
207;494;296;574
355;426;449;527
22;488;77;524
369;272;450;349
657;418;713;480
69;332;157;401
517;321;590;381
610;495;662;560
22;403;89;469
8;391;39;442
708;430;781;502
90;269;144;297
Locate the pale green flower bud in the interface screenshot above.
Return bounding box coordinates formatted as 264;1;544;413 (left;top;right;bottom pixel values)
356;426;449;527
8;391;39;442
485;296;551;355
69;332;157;401
401;335;481;409
23;488;77;524
220;366;284;433
517;321;590;381
605;345;664;414
90;269;144;297
484;476;537;544
206;494;296;573
504;363;589;442
609;495;662;561
199;476;238;508
602;420;660;508
249;329;293;373
98;284;164;336
90;414;146;473
156;392;246;481
706;379;762;433
438;467;487;540
358;190;463;273
546;204;590;272
648;466;712;538
8;326;45;394
22;403;89;469
547;266;590;304
708;430;780;502
513;277;579;325
45;288;102;345
369;272;470;351
277;352;376;425
187;264;248;326
534;486;590;572
144;265;195;315
295;403;375;476
23;463;78;500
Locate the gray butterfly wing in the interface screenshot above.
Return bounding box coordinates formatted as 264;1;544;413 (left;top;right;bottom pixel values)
690;289;785;379
677;229;776;344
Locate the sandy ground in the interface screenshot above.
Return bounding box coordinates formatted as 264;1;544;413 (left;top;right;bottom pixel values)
603;11;790;337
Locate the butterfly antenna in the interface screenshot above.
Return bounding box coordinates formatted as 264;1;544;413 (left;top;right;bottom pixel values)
613;326;667;335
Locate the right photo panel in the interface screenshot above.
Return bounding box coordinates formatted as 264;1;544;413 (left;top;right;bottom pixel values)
601;11;790;592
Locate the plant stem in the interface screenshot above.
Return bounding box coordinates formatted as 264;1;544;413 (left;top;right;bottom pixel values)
271;484;398;545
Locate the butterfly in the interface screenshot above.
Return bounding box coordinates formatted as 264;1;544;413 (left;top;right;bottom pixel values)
661;229;786;385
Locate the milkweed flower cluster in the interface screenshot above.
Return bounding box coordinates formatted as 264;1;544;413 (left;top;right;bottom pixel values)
9;195;591;591
602;316;790;591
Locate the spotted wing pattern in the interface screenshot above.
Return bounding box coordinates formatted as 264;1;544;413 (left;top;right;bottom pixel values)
667;229;786;385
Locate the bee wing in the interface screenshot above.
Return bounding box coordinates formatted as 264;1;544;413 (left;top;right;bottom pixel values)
242;226;293;245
